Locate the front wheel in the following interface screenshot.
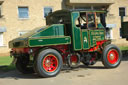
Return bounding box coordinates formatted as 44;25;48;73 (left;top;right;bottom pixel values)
34;48;63;78
102;44;122;68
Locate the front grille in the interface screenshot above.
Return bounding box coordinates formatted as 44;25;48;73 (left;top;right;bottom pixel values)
13;42;24;47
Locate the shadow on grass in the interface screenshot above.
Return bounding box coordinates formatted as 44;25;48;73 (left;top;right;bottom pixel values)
0;67;41;79
0;65;15;72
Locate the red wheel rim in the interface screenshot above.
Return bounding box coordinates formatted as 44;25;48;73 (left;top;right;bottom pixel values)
71;55;78;63
43;54;58;72
107;49;119;64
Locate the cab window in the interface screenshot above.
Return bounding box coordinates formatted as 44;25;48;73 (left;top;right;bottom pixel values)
75;13;87;29
87;13;96;28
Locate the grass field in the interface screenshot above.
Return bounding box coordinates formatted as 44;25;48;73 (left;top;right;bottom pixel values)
119;46;128;51
0;56;13;66
0;56;15;72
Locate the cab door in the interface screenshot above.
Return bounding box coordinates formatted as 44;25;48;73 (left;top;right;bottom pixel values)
81;12;97;50
81;30;90;49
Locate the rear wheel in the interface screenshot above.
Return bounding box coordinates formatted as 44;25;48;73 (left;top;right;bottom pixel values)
16;56;34;74
67;53;80;68
102;44;122;68
34;48;63;77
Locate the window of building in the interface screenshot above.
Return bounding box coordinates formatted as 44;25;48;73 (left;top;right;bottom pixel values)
0;32;3;46
18;7;29;19
0;2;4;18
106;24;115;39
119;7;126;16
0;5;1;17
106;29;113;39
44;7;52;18
120;28;122;38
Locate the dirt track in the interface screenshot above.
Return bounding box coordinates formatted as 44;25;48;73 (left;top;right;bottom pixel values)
0;56;128;85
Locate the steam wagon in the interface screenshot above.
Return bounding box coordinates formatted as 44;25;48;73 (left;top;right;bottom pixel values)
9;10;122;77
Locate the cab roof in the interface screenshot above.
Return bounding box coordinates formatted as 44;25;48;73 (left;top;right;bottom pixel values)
46;9;106;20
48;9;106;15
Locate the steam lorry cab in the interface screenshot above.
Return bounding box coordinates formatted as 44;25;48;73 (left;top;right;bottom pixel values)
9;10;122;77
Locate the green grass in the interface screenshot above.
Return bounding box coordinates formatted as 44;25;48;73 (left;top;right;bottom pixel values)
0;56;16;72
0;65;16;72
119;46;128;51
0;56;13;65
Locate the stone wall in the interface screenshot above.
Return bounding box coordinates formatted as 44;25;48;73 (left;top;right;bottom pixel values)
0;0;128;55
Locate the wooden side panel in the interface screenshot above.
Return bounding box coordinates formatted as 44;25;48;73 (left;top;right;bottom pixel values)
29;36;71;47
31;24;64;37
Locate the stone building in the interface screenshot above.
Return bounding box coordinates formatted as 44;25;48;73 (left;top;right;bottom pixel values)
0;0;128;55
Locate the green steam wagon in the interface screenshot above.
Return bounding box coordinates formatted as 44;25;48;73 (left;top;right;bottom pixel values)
9;10;122;77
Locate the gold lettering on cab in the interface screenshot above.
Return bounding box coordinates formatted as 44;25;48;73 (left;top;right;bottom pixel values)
93;36;102;40
91;31;104;36
91;30;104;41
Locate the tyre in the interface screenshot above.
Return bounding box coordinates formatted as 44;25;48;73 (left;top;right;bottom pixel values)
16;56;34;74
34;48;63;77
102;44;122;68
82;53;98;66
67;53;80;68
